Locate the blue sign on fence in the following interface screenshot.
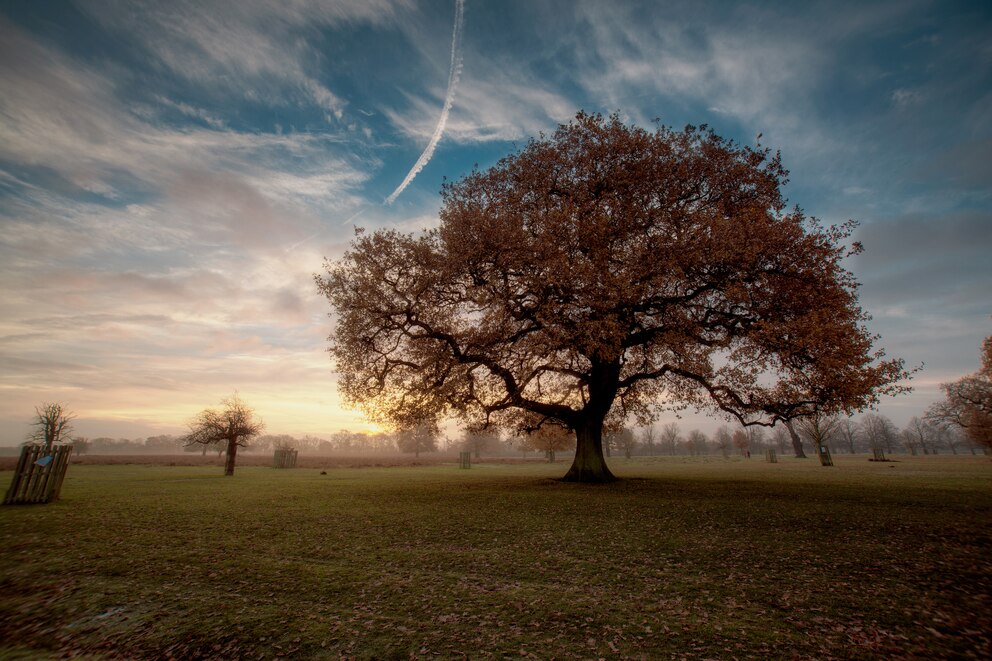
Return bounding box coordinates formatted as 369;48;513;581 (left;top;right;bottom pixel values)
35;455;52;467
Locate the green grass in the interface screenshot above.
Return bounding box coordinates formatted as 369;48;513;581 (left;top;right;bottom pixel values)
1;456;990;659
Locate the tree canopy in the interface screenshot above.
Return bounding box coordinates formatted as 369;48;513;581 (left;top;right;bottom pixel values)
317;112;908;482
927;335;992;450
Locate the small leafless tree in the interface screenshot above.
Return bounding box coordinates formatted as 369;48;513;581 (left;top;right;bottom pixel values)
660;423;681;456
686;429;708;456
904;416;938;455
732;428;751;457
29;402;75;451
771;425;790;453
796;413;840;465
183;393;265;476
714;425;733;458
396;419;438;457
609;427;638;459
639;425;658;456
862;412;898;455
838;417;861;454
70;436;90;456
463;428;500;459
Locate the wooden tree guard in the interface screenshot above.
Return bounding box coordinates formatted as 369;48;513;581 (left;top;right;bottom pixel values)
458;451;471;469
765;448;777;463
273;448;298;468
818;445;834;466
4;444;73;505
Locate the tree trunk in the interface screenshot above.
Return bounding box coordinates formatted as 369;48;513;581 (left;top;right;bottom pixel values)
785;420;807;458
224;439;238;476
562;419;615;483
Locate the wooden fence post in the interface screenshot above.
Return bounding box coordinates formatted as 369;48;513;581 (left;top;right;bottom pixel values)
273;448;298;468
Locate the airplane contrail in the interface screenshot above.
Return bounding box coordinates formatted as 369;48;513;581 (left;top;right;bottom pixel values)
384;0;465;206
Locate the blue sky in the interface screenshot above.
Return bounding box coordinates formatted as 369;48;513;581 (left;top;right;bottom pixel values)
0;0;989;442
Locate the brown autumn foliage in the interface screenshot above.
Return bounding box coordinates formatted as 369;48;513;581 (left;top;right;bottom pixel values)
520;424;575;463
927;335;992;449
317;112;908;482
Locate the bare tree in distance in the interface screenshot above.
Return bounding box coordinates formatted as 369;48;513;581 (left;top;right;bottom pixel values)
732;429;751;458
838;417;861;454
639;425;658;456
463;427;500;459
686;429;708;456
317;112;910;482
660;423;681;456
935;424;964;455
183;393;265;476
714;425;733;458
771;425;790;453
904;416;939;455
796;413;840;465
396;419;438;458
609;427;638;459
29;402;75;451
926;335;992;452
745;426;766;454
521;425;575;463
862;412;898;456
70;436;90;456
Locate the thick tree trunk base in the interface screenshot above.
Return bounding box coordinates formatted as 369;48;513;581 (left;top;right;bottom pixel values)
562;422;617;483
224;440;238;476
560;464;617;483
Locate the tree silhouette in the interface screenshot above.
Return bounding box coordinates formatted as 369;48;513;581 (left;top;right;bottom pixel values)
29;402;74;451
182;393;264;476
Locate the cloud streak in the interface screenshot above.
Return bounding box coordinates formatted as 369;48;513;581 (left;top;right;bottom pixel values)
384;0;464;205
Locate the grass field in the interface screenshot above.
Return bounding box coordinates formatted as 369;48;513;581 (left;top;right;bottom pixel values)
1;455;990;659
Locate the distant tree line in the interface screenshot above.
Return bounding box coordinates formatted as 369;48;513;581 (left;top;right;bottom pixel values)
24;411;983;460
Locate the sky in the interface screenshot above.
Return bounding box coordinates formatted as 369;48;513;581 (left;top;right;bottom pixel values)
0;0;989;443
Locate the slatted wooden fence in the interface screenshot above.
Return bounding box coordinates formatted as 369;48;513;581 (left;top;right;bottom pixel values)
3;444;73;505
273;448;298;468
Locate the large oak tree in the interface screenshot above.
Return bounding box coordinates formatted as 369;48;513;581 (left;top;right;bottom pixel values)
317;112;908;482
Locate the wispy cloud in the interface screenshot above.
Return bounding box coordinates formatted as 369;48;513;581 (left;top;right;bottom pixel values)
75;0;415;122
385;0;465;205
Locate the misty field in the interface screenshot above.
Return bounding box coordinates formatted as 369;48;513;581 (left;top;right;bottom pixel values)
1;457;990;660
